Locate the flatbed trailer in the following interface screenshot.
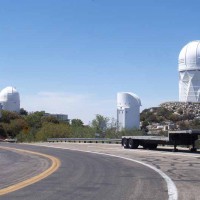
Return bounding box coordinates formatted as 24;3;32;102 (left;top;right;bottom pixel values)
121;130;200;152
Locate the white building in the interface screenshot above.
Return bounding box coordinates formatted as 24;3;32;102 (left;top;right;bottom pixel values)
45;113;69;122
0;87;20;113
179;40;200;102
117;92;141;131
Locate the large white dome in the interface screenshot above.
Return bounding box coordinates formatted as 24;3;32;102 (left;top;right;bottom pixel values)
0;86;20;112
178;40;200;71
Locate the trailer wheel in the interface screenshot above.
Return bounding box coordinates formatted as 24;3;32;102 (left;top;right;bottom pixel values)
123;138;129;149
190;147;197;152
121;138;124;146
129;139;139;149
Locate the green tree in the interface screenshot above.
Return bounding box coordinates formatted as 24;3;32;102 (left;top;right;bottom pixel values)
157;107;172;118
91;114;109;135
148;114;158;123
1;118;28;138
0;124;7;138
141;120;149;130
35;123;71;141
71;119;84;127
1;110;21;123
70;125;95;138
20;108;28;116
41;116;59;124
25;111;45;128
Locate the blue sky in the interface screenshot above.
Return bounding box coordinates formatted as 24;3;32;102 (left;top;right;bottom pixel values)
1;0;200;123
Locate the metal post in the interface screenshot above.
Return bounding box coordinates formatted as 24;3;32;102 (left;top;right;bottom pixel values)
173;139;178;152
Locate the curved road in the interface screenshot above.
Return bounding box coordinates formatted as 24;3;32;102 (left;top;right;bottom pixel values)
34;142;200;200
0;146;51;190
0;143;168;200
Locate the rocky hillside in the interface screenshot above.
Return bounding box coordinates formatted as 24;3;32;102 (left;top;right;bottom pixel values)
160;102;200;118
141;102;200;124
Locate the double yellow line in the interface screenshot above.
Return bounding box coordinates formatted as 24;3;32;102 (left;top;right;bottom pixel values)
0;146;61;196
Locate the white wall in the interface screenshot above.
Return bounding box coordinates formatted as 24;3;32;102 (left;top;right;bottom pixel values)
117;92;141;130
179;70;200;102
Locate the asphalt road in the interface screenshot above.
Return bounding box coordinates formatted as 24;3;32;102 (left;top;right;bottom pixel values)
32;142;200;200
0;145;51;190
0;143;168;200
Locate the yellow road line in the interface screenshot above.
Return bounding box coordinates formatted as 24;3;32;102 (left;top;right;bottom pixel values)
0;146;61;196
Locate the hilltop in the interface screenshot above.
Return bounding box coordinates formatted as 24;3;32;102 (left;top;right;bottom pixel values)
140;102;200;130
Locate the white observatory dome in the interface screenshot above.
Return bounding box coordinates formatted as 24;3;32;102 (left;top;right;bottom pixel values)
178;40;200;71
0;86;20;113
117;92;141;130
117;92;141;108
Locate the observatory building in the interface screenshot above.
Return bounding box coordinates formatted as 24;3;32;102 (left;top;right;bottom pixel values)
179;40;200;102
0;87;20;113
117;92;141;131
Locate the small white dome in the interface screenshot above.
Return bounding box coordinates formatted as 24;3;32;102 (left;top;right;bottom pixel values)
0;87;18;101
0;86;20;112
117;92;142;108
178;40;200;71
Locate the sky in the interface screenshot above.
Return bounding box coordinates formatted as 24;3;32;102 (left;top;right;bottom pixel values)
1;0;200;124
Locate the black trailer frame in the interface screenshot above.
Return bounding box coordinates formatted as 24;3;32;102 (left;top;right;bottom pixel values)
121;130;200;152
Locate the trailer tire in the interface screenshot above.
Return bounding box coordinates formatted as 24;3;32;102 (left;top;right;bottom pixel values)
129;139;139;149
123;138;129;149
190;147;197;152
121;138;125;146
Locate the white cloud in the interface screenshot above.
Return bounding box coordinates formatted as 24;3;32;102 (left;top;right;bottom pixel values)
21;92;116;124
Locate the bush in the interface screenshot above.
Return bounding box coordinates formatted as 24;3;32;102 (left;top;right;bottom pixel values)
71;126;95;138
35;123;71;141
1;110;21;123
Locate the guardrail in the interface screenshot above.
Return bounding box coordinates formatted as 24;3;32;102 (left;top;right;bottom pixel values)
3;138;17;143
47;138;121;144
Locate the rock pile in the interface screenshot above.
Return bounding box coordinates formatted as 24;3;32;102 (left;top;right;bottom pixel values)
160;102;200;118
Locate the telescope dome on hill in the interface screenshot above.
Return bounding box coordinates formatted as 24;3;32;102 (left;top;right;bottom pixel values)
178;41;200;102
0;86;20;113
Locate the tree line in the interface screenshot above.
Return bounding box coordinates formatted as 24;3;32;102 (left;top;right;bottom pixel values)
0;109;142;142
